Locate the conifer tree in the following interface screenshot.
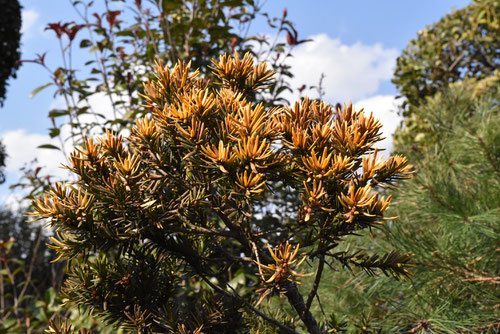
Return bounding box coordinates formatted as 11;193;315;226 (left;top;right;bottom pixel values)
32;53;414;333
380;76;499;333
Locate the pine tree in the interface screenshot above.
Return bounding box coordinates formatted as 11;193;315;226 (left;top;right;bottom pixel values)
377;76;500;333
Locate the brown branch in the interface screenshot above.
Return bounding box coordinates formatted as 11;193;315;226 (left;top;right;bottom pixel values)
447;53;465;72
469;321;500;332
214;208;322;333
250;240;265;281
449;266;500;285
462;275;500;284
475;47;498;71
281;281;322;334
307;243;337;258
163;222;233;238
214;208;253;252
315;293;329;332
427;261;500;285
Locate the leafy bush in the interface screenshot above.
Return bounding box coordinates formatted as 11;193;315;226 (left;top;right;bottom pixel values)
29;0;300;149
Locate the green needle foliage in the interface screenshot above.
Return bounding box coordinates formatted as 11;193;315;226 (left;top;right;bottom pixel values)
32;53;414;333
382;76;500;333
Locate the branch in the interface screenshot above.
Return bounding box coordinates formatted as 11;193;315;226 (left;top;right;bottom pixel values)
475;46;498;71
162;222;233;238
250;240;265;281
281;281;322;334
214;208;253;253
315;293;329;332
214;208;322;333
306;255;324;310
446;264;500;285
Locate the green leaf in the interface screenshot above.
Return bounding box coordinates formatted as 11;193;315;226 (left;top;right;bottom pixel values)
80;39;92;48
49;128;61;138
38;144;61;150
30;83;53;98
48;109;70;118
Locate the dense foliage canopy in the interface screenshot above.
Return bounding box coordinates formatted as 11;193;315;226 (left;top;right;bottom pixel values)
393;0;499;109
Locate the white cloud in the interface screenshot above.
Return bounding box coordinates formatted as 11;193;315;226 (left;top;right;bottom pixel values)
354;95;402;154
286;34;398;103
21;9;40;37
1;129;70;180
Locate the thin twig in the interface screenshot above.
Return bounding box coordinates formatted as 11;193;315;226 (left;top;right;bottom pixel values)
250;240;265;280
315;293;329;332
306;254;325;310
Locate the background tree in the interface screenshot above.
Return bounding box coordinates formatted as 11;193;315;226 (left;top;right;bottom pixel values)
332;77;499;334
392;0;499;148
311;1;500;330
365;75;499;333
0;0;22;107
32;53;414;333
0;0;22;183
299;69;500;334
0;140;6;184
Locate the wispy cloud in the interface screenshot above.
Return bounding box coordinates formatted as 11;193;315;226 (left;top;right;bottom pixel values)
283;34;401;153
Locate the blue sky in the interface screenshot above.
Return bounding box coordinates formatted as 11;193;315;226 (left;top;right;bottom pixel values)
0;0;471;207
